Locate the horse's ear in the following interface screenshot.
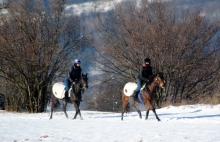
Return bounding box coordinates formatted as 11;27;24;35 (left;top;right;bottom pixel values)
82;73;84;76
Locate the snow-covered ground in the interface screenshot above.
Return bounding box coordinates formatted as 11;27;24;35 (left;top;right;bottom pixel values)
0;104;220;142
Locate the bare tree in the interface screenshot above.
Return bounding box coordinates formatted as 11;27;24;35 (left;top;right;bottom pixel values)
90;0;220;107
86;73;124;112
0;0;83;112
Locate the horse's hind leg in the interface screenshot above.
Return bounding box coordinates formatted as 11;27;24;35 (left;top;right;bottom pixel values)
50;94;58;119
121;92;129;120
50;105;54;119
145;109;150;120
133;103;142;119
129;94;141;119
62;99;69;118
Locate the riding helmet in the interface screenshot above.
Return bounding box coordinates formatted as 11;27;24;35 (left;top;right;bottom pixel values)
74;58;81;64
144;58;151;63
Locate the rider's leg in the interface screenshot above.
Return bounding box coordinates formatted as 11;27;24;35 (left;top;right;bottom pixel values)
68;80;73;97
64;78;70;92
134;78;141;98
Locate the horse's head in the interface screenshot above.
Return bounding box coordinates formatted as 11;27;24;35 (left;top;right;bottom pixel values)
80;73;88;89
151;72;165;89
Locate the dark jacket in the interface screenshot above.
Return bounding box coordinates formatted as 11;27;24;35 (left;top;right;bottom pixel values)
137;63;153;82
68;64;82;82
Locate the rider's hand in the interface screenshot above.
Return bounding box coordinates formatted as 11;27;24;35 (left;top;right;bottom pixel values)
68;78;73;82
145;79;149;83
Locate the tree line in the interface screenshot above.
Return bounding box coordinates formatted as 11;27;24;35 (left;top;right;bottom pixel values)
0;0;220;112
86;0;220;111
0;0;84;112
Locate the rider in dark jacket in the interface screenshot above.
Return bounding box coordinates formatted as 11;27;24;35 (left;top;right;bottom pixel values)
134;58;153;96
68;58;82;83
64;58;82;98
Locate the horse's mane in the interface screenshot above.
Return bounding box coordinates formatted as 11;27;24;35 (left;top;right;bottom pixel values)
148;72;164;84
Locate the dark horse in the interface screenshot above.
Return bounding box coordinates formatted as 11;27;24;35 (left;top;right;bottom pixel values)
121;72;165;121
50;73;88;119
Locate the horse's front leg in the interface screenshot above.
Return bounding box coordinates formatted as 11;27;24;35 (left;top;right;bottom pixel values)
146;104;160;121
69;98;80;119
75;101;83;120
72;102;80;119
77;108;83;120
152;107;160;121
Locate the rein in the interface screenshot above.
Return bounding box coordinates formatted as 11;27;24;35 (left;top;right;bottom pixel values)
72;76;87;94
147;85;151;91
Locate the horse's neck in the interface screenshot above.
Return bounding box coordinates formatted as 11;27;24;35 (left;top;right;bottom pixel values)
74;81;82;93
148;83;156;93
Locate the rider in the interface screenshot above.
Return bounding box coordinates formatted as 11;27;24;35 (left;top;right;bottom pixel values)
64;58;82;100
134;57;153;97
69;58;82;84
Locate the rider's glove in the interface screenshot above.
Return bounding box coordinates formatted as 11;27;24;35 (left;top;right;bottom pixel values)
68;78;73;83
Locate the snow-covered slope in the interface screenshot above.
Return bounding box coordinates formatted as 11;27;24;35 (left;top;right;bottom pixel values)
0;104;220;142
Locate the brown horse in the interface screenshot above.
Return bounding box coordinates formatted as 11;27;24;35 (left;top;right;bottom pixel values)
121;72;165;121
50;73;88;119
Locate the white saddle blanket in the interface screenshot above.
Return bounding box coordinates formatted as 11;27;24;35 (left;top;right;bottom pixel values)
123;82;146;96
52;82;66;99
123;82;138;96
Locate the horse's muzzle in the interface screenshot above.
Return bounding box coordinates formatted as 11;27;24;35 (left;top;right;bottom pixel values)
84;84;88;89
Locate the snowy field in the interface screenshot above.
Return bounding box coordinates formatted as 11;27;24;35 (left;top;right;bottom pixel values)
0;104;220;142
